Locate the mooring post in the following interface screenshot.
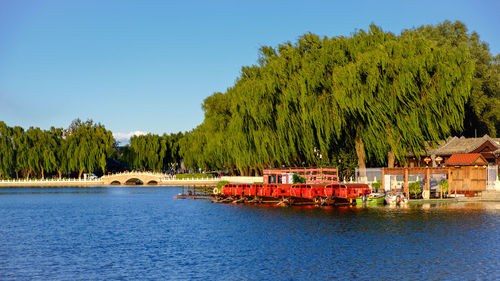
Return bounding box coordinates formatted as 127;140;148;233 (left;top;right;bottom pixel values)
382;168;385;193
424;167;431;199
404;168;409;199
448;168;453;197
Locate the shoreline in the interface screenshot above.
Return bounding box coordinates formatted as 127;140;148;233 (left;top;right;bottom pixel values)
2;181;499;203
0;179;220;188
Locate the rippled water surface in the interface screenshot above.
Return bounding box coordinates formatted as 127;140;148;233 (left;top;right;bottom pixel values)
1;186;499;280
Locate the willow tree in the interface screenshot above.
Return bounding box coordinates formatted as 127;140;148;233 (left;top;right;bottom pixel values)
128;134;165;171
163;132;184;171
65;119;114;178
383;26;474;165
25;127;57;179
124;132;184;172
11;126;30;179
329;25;473;169
180;22;479;174
411;20;500;137
49;127;67;179
0;121;14;178
180;91;234;172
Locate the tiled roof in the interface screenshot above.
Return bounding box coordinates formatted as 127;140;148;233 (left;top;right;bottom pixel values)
444;153;488;166
432;135;500;155
408;135;500;157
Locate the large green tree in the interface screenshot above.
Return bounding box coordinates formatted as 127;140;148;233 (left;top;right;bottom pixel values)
0;122;14;178
412;20;500;137
180;22;481;175
125;132;184;172
65;119;114;179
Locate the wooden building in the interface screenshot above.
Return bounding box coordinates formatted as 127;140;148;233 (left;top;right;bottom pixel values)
384;154;488;198
444;153;488;195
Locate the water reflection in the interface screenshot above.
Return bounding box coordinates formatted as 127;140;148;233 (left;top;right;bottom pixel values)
0;186;499;280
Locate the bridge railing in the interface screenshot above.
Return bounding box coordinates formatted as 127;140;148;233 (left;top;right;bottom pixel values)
0;178;102;183
101;171;169;179
161;177;219;182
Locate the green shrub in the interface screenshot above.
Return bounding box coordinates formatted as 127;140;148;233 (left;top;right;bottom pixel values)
439;180;448;194
371;181;382;192
216;180;230;192
409;181;422;198
293;173;306;184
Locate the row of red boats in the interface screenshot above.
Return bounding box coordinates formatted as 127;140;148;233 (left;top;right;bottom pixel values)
214;183;371;206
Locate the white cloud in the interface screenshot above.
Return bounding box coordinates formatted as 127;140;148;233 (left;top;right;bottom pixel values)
113;131;147;144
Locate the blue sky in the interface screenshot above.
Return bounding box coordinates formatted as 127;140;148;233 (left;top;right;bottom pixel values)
1;0;499;143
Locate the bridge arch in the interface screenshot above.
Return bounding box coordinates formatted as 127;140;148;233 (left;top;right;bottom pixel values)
102;172;167;186
124;178;144;185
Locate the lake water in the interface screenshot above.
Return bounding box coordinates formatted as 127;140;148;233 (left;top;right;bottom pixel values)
0;186;499;280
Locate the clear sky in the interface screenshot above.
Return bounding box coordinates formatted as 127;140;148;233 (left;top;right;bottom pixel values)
1;0;499;143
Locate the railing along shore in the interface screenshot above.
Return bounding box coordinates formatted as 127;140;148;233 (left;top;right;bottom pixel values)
0;178;102;183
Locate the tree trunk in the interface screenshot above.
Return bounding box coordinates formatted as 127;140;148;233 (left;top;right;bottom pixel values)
57;169;62;180
41;166;45;180
388;151;395;168
355;133;366;178
78;169;83;179
256;167;262;177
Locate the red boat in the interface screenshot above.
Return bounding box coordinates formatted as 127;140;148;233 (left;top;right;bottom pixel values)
345;183;371;198
235;184;249;196
272;184;292;198
257;184;276;200
214;167;371;206
322;183;371;204
221;183;237;196
244;184;260;197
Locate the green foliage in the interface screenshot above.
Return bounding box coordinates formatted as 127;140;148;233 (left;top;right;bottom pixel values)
411;21;500;137
439;180;448;194
0;119;114;179
124;132;183;172
180;21;482;174
65;119;114;178
371;181;382;192
409;182;422;198
216;180;230;192
0;122;14;178
292;173;306;184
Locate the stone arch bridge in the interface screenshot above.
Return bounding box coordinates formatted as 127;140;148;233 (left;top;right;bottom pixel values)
101;172;168;185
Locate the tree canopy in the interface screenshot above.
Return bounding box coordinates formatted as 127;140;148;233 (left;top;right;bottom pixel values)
1;21;497;179
0;119;114;179
180;21;496;176
123;132;183;172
